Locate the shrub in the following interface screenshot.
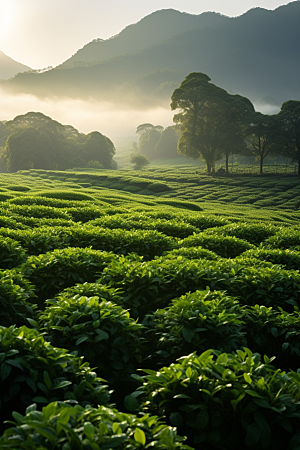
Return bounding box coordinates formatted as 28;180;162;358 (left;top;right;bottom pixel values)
179;234;255;258
7;196;96;208
205;222;278;245
22;248;116;305
0;403;191;450
0;227;73;255
0;215;20;229
3;204;72;220
130;349;300;449
149;290;246;365
0;269;35;327
182;215;229;230
56;282;123;304
0;326;110;426
101;258;300;316
0;237;27;269
265;229;300;250
243;305;300;371
240;248;300;271
33;190;96;201
39;296;144;389
162;246;219;261
67;227;176;260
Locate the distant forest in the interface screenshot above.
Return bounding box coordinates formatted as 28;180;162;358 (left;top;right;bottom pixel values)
1;73;299;175
0;112;116;172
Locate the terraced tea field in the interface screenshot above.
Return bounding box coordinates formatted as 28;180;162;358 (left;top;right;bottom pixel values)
0;168;300;449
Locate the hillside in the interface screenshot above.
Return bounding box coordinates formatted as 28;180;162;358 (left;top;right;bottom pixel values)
0;50;31;80
1;2;300;107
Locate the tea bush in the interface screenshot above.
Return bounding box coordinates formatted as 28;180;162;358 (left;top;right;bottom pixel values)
240;248;300;271
182;215;230;230
242;305;300;371
22;248;116;305
0;326;110;426
148;290;246;367
0;237;27;269
265;229;300;250
92;215;198;238
2;204;72;220
39;296;144;387
56;282;123;304
162;246;219;261
0;270;35;327
130;349;300;449
67;227;176;259
205;222;278;245
0;403;192;450
179;234;255;258
101;258;300;316
33;190;97;201
0;227;73;255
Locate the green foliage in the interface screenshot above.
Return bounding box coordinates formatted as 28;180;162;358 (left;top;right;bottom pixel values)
39;296;144;387
241;248;300;271
0;326;110;426
33;190;97;201
0;403;191;450
149;290;246;366
57;282;123;304
205;222;278;245
265;228;300;250
179;233;255;257
22;248;116;305
243;305;300;371
92;214;198;238
0;237;27;269
0;270;35;327
162;246;219;260
132;349;300;449
130;153;150;170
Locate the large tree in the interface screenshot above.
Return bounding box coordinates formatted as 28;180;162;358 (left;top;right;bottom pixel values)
277;100;300;175
136;123;163;160
4;127;53;172
171;73;254;174
155;126;180;159
84;131;116;169
245;112;279;174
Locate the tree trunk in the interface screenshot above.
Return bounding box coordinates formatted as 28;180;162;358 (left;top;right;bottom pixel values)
225;154;229;174
207;162;211;174
260;156;264;174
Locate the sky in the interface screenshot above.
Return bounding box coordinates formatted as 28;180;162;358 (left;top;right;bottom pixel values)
0;0;292;69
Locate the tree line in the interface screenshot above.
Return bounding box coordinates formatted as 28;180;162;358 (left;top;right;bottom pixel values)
170;72;300;175
0;112;116;172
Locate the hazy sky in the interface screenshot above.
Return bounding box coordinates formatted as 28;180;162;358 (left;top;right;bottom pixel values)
0;0;292;68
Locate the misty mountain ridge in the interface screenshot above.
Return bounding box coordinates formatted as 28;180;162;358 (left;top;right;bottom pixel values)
0;51;31;80
1;2;300;108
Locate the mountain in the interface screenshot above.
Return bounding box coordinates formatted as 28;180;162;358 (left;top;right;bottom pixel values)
1;2;300;107
0;51;31;80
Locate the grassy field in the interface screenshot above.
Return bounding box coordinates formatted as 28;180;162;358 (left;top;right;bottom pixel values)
0;168;300;449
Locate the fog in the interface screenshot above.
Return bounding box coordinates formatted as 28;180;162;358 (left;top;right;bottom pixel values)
0;88;174;140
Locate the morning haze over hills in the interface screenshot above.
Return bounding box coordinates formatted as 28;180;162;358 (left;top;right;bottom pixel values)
1;1;299;110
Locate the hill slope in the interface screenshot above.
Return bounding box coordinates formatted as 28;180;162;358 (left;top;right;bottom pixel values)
1;2;300;107
0;51;31;80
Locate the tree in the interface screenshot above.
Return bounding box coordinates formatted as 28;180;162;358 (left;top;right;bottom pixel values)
245;112;279;174
171;73;254;174
84;131;116;169
130;153;150;170
277;100;300;175
136;123;163;159
155;126;180;159
4;127;53;172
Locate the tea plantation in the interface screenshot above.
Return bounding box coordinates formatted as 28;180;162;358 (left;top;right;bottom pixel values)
1;168;300;449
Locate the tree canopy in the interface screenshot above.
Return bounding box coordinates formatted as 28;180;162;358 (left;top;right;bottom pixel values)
0;112;116;172
171;73;255;173
277;101;300;175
